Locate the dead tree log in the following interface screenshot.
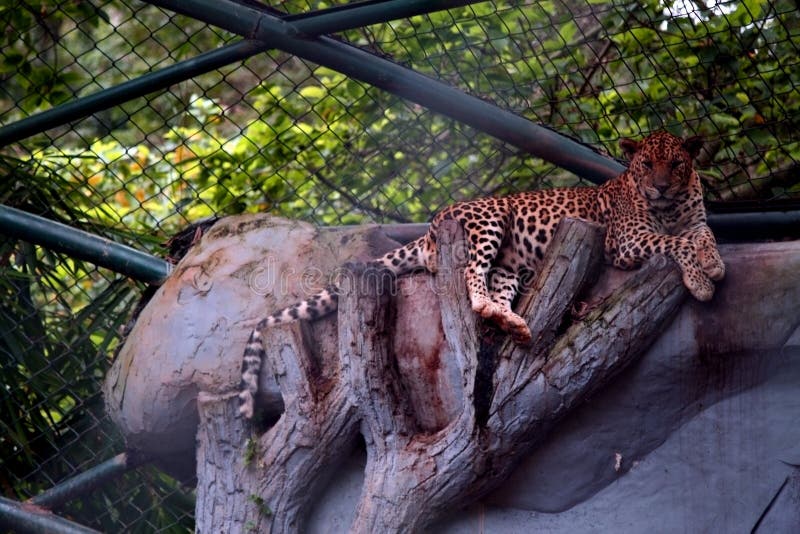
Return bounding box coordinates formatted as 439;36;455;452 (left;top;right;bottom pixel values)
194;218;687;532
196;324;363;532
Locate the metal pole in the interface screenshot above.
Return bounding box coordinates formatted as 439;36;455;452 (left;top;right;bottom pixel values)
706;209;800;241
0;204;170;284
145;0;626;183
0;496;101;534
197;0;480;36
29;452;148;510
340;210;800;243
0;0;480;148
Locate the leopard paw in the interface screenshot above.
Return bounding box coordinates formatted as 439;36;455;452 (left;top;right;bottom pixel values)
496;311;532;345
509;322;533;345
474;301;532;345
696;245;725;281
684;271;715;302
471;295;494;316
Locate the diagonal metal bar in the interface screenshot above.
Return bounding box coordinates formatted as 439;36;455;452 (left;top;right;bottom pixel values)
0;204;170;284
28;452;149;510
145;0;625;183
0;0;480;148
0;496;101;534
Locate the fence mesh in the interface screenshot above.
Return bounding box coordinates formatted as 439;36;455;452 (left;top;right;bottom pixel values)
1;0;799;531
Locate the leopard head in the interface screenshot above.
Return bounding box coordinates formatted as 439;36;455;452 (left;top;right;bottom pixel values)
620;131;703;207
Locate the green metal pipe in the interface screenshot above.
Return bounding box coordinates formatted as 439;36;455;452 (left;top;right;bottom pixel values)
707;209;800;241
0;204;170;284
347;209;800;244
0;0;479;148
164;0;480;38
145;0;625;183
0;496;101;534
0;40;267;148
29;452;148;510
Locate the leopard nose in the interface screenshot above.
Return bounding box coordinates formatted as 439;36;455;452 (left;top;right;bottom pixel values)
654;182;670;194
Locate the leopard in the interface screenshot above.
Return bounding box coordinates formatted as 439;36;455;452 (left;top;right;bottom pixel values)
238;131;725;419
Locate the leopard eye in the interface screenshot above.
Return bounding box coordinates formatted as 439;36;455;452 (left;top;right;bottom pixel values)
642;160;653;169
671;159;683;169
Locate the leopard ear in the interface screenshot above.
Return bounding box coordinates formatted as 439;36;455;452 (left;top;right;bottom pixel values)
683;136;703;159
619;138;640;160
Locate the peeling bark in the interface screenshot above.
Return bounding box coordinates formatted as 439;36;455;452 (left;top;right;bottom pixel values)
194;218;686;533
196;392;257;533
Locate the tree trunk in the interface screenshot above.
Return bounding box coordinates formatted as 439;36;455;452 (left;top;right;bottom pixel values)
194;218;686;532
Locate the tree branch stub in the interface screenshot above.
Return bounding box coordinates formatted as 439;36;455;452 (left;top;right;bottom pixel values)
435;218;480;431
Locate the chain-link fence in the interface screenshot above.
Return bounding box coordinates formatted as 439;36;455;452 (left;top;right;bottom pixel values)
1;0;799;531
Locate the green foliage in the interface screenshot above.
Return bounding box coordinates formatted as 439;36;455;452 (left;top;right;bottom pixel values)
7;0;795;232
243;437;258;468
0;1;107;112
248;493;273;517
1;1;799;532
0;155;194;532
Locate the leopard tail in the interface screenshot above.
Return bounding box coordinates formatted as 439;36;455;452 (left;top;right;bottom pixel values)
238;234;431;419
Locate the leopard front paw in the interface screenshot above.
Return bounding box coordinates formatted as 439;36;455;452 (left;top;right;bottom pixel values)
471;295;494;316
683;271;715;302
472;298;532;345
696;246;725;281
499;311;533;345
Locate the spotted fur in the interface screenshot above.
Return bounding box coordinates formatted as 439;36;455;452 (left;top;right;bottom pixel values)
238;131;725;418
